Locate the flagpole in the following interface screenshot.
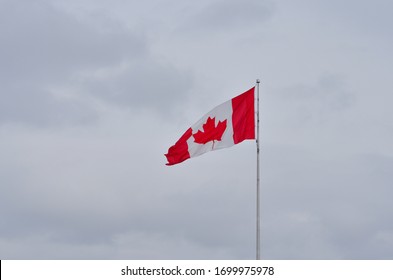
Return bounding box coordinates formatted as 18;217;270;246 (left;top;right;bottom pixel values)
256;79;261;260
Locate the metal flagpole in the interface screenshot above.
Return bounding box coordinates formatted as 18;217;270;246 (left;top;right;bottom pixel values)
256;79;261;260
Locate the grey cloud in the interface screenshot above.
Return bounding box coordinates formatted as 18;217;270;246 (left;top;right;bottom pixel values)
3;138;393;259
0;86;98;126
276;75;355;124
261;147;393;259
0;0;191;126
0;121;256;259
0;0;144;83
1;0;393;260
199;0;273;28
313;0;393;40
0;0;142;126
180;0;274;34
79;58;193;117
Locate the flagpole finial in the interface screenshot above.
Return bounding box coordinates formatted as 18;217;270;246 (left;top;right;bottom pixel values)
256;79;260;84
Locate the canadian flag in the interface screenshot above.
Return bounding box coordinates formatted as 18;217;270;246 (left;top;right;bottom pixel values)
165;87;255;165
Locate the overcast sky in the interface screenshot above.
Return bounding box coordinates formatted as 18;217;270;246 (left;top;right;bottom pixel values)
1;0;393;260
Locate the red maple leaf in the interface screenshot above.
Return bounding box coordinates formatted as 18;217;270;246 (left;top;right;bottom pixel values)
193;117;227;145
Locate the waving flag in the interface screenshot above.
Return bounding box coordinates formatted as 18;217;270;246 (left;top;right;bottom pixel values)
165;87;255;165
